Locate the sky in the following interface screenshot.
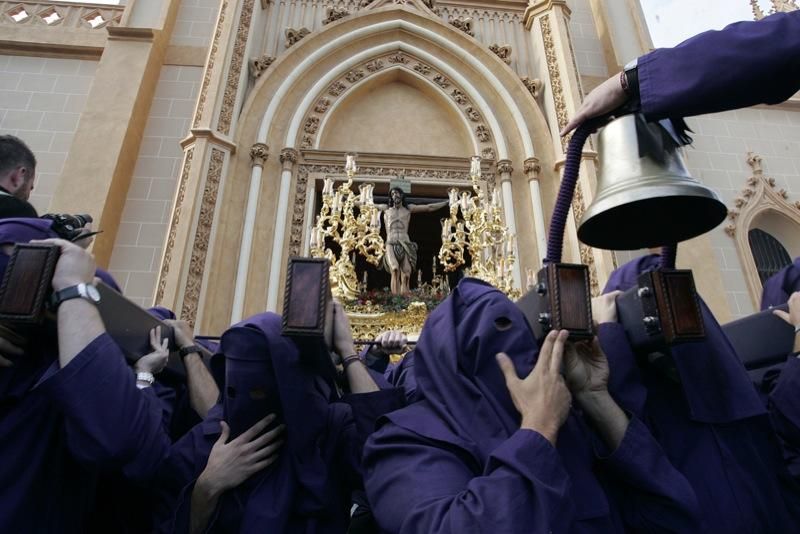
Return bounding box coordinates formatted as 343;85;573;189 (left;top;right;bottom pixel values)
640;0;762;47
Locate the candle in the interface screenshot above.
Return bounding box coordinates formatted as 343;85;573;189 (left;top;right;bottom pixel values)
441;218;450;239
505;235;515;256
323;178;333;195
370;210;379;228
432;255;437;274
345;153;357;174
309;229;318;249
448;188;459;207
470;155;481;177
526;268;535;290
359;184;367;204
417;269;423;286
460;192;470;212
362;270;368;286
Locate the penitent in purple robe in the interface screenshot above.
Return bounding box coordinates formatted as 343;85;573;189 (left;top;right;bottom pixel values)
602;255;800;532
363;279;700;534
758;258;800;478
638;11;800;122
155;312;403;533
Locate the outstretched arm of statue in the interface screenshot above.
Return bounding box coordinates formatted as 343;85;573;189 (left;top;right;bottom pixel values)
409;200;449;213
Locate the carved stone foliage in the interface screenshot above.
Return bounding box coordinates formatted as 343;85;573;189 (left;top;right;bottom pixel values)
451;89;469;105
156;147;194;304
433;74;450;88
296;51;497;158
481;147;496;160
219;0;254;135
497;160;513;175
475;125;490;142
521;76;542;98
345;69;365;83
249;142;269;167
489;44;512;65
449;16;474;36
193;0;228;128
322;6;349;25
524;157;541;177
465;106;480;122
249;54;275;80
280;147;299;165
304;117;320;134
314;98;331;113
540;16;568;151
751;0;798;20
181;149;225;326
285;27;310;48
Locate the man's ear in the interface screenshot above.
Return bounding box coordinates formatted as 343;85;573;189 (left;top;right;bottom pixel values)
7;166;25;191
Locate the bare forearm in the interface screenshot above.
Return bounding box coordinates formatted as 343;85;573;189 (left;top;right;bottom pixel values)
576;391;629;451
190;475;221;534
57;299;105;368
185;354;220;418
793;332;800;353
345;360;380;393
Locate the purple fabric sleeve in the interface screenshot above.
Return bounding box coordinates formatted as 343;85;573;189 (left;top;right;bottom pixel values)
638;11;800;121
769;356;800;445
39;333;170;481
597;416;701;532
364;424;572;533
341;388;406;445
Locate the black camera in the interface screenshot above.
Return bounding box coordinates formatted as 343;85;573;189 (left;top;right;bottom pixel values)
41;213;93;241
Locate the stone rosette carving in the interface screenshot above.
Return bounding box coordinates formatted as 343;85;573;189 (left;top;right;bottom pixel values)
521;76;542;98
481;147;496;160
280;147;299;165
489;44;512;65
433;74;450;88
413;63;431;75
465;107;480;122
345;69;365;83
322;6;349;25
449;16;474;36
313;98;330;114
388;54;408;64
300;136;313;149
365;59;384;72
328;81;347;96
304;117;320;134
249;142;269;167
451;89;469;105
249;54;275;79
475;125;490;142
285;27;310;48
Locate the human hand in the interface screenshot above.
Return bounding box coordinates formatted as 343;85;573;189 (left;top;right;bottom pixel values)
73;223;95;249
496;329;572;445
371;330;408;357
135;326;170;375
164;319;195;349
563;337;610;401
331;300;356;361
0;336;23;367
197;415;284;497
561;73;628;136
31;238;96;291
773;291;800;329
592;290;622;324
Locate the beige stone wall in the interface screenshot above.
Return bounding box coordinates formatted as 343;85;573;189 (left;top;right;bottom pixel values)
568;0;608;78
108;65;203;307
170;0;220;48
683;107;800;318
0;54;97;213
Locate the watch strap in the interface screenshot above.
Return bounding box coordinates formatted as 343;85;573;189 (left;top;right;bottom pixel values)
179;344;202;359
50;283;98;309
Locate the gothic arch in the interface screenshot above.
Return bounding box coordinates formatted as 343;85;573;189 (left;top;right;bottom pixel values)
725;153;800;306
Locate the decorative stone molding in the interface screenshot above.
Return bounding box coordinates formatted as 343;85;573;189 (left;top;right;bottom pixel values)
540;15;569;151
521;76;542;98
285;27;310;48
280;147;299;167
523;0;571;28
726;152;800;305
300;135;313;149
328;81;346;96
218;0;255;135
489;44;512;65
388;53;408;64
465;107;480;122
365;59;384;72
345;69;365;83
449;16;474;36
314;98;331;113
413;63;431;75
249;54;275;80
193;0;228;128
451;88;469;105
475;125;491;142
181;148;225;326
249;143;269;167
481;147;496;160
433;74;450;88
1;1;123;30
156;147;194;304
523;157;542;178
303;117;320;134
497;159;513;179
322;6;349;25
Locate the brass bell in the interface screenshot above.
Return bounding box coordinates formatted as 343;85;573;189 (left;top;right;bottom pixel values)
578;114;727;250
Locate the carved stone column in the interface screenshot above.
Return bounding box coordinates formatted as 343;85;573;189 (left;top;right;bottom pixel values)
495;159;521;288
523;0;615;293
524;157;547;264
250;143;269;167
156;0;258;327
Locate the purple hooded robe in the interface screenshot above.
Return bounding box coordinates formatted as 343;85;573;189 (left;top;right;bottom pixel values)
602;255;800;532
363;278;700;533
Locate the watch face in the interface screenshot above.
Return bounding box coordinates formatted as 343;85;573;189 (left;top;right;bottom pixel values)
86;285;101;302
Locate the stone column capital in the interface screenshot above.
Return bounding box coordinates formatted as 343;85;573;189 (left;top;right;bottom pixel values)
250;143;269;167
524;157;542;180
523;0;571;29
497;159;514;175
279;147;299;170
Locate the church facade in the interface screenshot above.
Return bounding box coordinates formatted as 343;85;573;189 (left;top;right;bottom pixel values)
1;0;798;334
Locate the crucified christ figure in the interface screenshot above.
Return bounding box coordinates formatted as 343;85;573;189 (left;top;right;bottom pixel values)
374;188;448;295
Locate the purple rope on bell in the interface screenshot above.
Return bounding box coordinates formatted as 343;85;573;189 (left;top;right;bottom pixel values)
660;243;677;270
545;123;593;264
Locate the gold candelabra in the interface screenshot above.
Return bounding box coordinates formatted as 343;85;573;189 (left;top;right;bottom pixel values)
438;155;518;296
309;153;385;299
